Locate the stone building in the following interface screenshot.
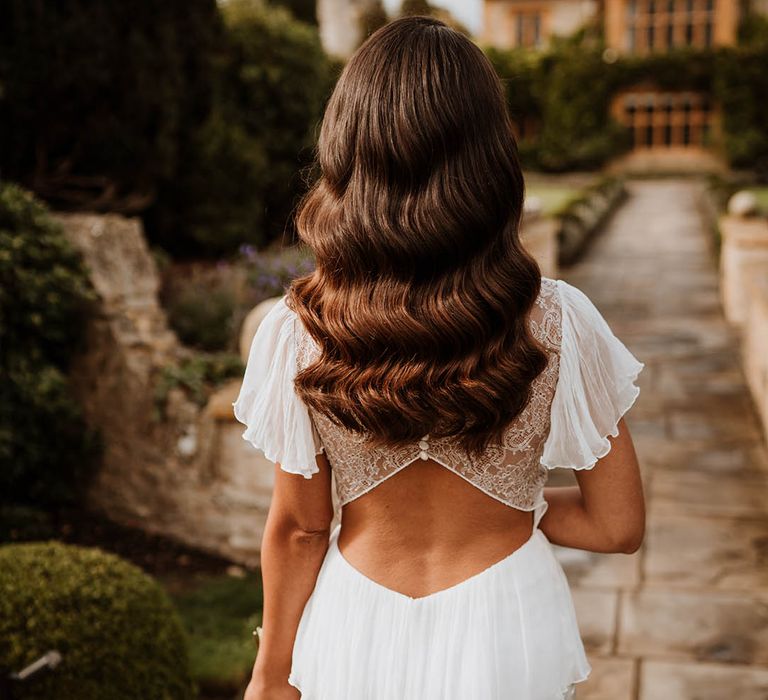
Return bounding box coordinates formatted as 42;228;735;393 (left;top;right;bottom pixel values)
482;0;764;167
483;0;599;49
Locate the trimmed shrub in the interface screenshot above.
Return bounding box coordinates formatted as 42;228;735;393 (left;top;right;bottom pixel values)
556;177;627;265
0;182;101;507
0;541;195;700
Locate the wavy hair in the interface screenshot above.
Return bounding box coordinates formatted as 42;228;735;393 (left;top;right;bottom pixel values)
286;15;548;457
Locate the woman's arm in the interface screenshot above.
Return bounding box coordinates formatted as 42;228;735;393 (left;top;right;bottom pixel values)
246;453;334;699
539;418;645;554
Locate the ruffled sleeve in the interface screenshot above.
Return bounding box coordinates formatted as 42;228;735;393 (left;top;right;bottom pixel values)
540;280;644;470
231;296;323;478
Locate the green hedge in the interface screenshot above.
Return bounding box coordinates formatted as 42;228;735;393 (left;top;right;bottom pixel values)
0;0;220;209
1;1;337;258
0;182;101;507
145;1;338;257
0;542;194;700
556;177;627;265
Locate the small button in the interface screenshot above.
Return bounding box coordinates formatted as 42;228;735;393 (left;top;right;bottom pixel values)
418;440;429;450
418;450;429;460
421;433;430;440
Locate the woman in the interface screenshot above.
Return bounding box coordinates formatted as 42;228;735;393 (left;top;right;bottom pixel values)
233;15;645;700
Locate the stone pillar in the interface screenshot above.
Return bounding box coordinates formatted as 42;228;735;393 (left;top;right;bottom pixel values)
719;215;768;326
317;0;381;58
743;273;768;438
521;208;559;279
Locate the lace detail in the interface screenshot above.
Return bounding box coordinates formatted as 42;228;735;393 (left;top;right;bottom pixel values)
294;278;563;511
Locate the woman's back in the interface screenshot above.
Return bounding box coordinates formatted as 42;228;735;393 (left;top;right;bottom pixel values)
338;460;536;599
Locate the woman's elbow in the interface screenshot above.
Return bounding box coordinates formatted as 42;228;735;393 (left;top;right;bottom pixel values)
614;530;644;554
607;519;645;554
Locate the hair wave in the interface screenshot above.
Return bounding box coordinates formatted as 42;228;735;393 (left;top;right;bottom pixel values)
286;15;548;457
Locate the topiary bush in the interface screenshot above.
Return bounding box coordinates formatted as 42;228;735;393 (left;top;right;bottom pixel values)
0;182;101;507
0;541;195;700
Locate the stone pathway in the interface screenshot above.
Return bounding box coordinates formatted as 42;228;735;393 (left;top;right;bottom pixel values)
552;179;768;700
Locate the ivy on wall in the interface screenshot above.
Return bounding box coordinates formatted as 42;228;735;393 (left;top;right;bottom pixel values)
485;39;768;176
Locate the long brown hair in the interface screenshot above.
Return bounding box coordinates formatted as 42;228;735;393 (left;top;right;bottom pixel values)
286;15;548;457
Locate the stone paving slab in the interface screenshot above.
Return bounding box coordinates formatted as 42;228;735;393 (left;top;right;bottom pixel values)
645;513;768;590
639;660;768;700
650;470;768;519
557;546;641;590
579;658;636;700
570;588;620;656
619;588;768;665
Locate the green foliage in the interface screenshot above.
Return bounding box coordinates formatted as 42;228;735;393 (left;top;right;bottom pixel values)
714;46;768;179
0;182;101;507
0;1;220;212
241;245;317;307
160;247;315;354
148;2;337;256
525;183;582;217
0;505;54;542
1;1;337;257
154;353;245;420
485;47;544;125
738;11;768;46
162;264;242;351
556;177;627;264
360;0;390;40
400;0;435;16
535;49;629;171
269;0;318;24
171;572;263;694
0;541;195;700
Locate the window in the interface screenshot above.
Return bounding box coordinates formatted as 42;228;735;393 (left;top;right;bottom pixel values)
624;0;717;53
513;10;543;49
616;91;715;150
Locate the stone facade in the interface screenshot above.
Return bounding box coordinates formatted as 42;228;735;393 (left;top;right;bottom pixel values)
482;0;598;50
604;0;739;54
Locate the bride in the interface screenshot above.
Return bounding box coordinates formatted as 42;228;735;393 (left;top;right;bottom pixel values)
233;14;645;700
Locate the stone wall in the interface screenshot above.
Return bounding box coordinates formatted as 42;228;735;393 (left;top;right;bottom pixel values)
56;213;271;565
719;213;768;438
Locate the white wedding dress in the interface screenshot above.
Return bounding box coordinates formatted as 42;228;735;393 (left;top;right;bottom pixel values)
233;277;644;700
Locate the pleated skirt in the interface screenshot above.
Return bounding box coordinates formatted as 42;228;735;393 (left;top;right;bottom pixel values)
288;524;591;700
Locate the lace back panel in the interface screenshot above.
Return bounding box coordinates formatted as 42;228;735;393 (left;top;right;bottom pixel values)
294;278;563;510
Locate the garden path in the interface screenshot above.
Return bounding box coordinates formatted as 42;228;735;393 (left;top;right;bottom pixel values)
554;179;768;700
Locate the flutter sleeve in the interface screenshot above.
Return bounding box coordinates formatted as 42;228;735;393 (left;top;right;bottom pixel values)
540;280;644;470
231;296;323;478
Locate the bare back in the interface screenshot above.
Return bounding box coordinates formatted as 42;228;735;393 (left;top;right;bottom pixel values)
336;458;535;598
